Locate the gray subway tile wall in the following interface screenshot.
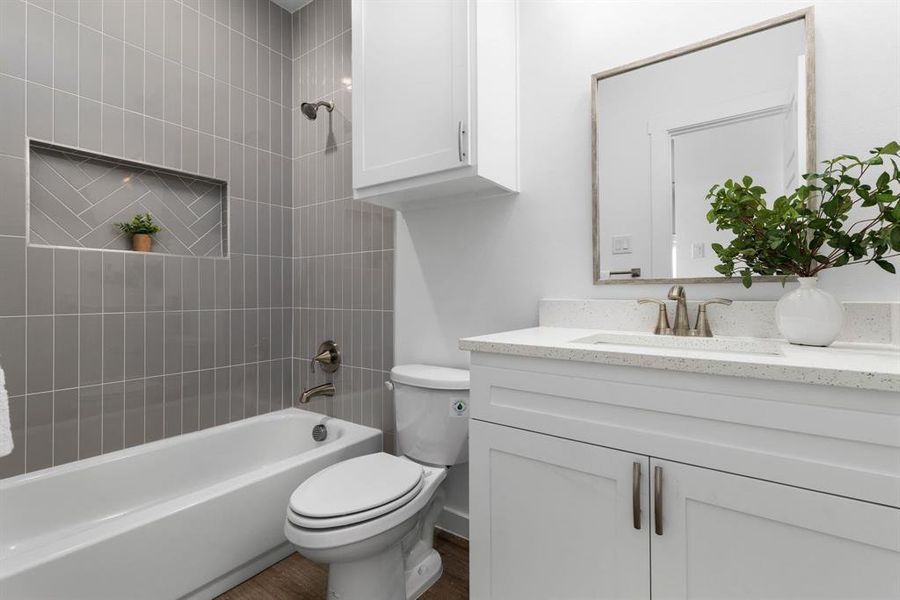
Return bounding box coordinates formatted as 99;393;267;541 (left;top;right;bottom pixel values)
290;0;396;452
0;0;395;479
0;0;295;478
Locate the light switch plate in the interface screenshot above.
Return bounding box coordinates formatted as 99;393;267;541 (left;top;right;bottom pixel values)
691;242;706;258
612;235;633;255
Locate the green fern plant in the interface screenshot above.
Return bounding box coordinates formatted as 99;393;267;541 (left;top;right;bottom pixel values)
114;213;161;236
706;141;900;287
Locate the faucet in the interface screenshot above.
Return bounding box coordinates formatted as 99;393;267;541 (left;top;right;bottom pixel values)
638;287;732;337
667;285;691;336
297;382;335;405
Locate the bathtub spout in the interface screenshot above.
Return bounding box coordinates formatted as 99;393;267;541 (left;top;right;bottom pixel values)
297;383;336;405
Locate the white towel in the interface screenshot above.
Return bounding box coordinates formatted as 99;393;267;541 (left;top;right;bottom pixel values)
0;366;13;457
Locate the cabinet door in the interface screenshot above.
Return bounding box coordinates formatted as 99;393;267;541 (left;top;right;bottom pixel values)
352;0;470;189
650;458;900;599
470;420;651;600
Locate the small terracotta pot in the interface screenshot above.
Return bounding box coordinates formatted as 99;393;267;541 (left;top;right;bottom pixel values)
132;234;154;252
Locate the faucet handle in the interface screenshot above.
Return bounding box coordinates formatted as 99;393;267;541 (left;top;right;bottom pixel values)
637;298;672;335
310;340;341;373
698;298;733;308
693;298;733;337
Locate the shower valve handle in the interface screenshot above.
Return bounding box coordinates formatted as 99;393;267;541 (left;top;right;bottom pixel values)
310;340;341;373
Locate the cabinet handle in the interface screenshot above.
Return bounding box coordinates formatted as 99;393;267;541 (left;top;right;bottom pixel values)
632;462;641;530
458;121;465;162
654;465;663;536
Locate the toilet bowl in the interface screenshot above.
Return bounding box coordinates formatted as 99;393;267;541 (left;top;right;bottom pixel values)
284;364;469;600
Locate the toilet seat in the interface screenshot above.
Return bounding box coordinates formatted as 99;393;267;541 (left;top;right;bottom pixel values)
289;453;425;529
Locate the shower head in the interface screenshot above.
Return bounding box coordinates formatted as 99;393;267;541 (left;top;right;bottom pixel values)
300;100;335;120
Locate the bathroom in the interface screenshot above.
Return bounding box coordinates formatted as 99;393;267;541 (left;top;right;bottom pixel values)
0;0;898;598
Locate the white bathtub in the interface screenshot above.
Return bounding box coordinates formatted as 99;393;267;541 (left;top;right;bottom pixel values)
0;409;381;600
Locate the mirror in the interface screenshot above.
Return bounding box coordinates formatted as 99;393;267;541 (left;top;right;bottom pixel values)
592;9;815;284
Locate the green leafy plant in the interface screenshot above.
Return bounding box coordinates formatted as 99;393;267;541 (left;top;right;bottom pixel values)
705;141;900;287
114;213;161;236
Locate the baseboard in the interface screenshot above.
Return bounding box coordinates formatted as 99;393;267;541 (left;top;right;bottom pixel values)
437;506;469;540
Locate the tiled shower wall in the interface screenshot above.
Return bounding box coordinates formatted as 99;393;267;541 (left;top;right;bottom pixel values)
0;0;298;478
29;143;228;256
289;0;396;451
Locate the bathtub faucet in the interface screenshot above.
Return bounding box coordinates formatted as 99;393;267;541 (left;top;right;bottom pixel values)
297;383;336;405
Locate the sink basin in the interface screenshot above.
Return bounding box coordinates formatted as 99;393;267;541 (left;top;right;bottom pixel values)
572;331;783;356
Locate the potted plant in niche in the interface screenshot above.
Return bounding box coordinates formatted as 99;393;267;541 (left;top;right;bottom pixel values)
115;213;162;253
706;141;900;346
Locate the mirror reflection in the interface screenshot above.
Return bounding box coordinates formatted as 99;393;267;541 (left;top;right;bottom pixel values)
593;16;812;283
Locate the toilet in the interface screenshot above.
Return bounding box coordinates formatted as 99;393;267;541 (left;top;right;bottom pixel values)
284;364;470;600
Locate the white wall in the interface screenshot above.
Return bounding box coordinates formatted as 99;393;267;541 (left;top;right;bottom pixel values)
397;0;900;527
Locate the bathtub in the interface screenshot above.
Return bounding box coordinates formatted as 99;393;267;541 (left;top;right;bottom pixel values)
0;409;381;600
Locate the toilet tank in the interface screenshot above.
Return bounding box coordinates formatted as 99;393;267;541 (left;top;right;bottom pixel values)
390;365;469;466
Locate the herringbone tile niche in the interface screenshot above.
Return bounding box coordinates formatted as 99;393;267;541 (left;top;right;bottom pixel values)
28;141;228;257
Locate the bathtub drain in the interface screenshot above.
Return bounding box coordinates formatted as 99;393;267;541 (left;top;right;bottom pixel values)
312;424;328;442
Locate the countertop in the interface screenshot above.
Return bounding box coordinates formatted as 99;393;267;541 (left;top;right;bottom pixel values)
459;327;900;392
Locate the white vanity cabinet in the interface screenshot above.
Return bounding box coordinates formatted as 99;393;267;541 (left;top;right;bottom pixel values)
651;459;900;599
468;354;900;600
470;420;650;599
351;0;518;210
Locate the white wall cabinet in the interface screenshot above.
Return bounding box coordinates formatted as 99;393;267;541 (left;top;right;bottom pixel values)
468;353;900;599
352;0;518;210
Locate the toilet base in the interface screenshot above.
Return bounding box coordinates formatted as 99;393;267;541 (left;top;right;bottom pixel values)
405;549;443;599
326;544;443;600
328;541;406;600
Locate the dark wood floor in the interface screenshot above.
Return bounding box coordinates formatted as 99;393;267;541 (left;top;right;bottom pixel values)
217;530;469;600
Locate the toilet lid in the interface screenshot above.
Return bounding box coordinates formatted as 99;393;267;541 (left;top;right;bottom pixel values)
289;453;424;520
288;476;425;529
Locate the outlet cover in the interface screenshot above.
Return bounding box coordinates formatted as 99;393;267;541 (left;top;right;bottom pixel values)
691;242;706;258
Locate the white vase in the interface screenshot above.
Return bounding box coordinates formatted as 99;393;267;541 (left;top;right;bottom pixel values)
775;277;844;346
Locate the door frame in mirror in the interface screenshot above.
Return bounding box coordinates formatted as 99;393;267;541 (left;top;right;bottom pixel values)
591;7;816;285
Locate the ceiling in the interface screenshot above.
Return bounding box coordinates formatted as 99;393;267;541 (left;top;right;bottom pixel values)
271;0;312;12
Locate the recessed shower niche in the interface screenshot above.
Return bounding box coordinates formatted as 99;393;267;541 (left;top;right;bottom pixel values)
27;141;228;257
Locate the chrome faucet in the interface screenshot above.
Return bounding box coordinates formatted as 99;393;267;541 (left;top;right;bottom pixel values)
667;285;691;336
297;382;335;405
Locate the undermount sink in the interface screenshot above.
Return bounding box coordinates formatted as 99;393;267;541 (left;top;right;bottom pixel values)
572;331;783;356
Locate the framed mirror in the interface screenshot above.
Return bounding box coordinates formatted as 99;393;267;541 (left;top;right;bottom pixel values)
592;8;815;284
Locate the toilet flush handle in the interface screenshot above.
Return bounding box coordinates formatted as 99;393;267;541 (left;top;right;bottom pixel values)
384;381;394;391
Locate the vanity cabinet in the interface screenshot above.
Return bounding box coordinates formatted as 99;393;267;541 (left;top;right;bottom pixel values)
351;0;518;210
468;354;900;599
469;420;650;599
651;459;900;599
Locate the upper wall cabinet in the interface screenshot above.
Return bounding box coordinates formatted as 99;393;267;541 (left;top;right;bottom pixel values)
352;0;519;210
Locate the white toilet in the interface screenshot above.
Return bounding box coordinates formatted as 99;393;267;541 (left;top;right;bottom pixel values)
284;364;470;600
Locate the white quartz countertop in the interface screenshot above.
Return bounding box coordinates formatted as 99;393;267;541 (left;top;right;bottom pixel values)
459;327;900;392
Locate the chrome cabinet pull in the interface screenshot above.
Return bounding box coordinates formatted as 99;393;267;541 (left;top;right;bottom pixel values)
654;465;663;535
632;462;642;530
458;121;465;162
